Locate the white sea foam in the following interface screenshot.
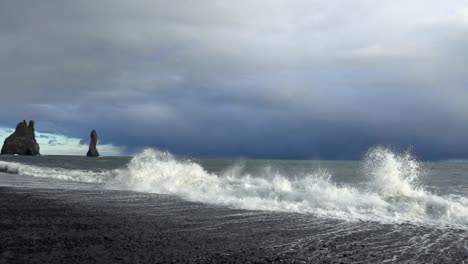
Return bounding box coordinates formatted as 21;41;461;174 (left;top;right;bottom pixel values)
1;147;468;227
364;146;422;197
0;161;112;183
107;148;468;226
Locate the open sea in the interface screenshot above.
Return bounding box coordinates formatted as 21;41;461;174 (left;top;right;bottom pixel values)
0;146;467;263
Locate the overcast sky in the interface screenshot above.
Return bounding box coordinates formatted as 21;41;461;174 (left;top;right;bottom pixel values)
1;1;468;160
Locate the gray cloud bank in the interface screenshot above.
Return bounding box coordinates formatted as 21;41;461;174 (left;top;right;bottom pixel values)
1;1;468;160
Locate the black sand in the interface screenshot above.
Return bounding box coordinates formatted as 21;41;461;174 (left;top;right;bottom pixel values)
0;187;467;263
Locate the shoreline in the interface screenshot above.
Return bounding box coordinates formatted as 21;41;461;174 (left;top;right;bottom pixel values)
1;186;467;263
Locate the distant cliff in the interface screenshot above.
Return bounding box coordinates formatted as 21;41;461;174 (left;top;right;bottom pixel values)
1;120;40;156
87;129;100;157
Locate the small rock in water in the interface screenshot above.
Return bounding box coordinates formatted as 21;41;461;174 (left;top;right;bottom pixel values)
86;129;100;157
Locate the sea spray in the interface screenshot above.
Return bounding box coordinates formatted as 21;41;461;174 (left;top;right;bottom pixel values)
364;146;423;197
1;148;468;226
106;148;468;225
109;149;223;201
108;151;353;214
366;147;468;224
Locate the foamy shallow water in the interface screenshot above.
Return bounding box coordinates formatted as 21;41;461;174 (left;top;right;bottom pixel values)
1;147;467;263
1;147;468;228
1;186;466;263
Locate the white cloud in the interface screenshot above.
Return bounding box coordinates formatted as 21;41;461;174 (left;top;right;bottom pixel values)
0;128;124;156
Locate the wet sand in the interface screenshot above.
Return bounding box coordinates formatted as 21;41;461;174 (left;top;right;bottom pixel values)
0;187;315;263
0;186;467;263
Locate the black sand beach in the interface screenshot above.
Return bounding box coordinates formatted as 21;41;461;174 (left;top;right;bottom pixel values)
1;185;467;264
3;0;468;262
0;186;332;264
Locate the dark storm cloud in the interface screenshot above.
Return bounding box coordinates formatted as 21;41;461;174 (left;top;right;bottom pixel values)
1;1;468;159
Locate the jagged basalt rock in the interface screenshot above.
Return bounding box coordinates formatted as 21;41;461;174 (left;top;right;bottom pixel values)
1;120;40;156
86;129;100;157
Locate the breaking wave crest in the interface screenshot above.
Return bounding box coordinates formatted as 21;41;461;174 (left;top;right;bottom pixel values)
108;148;468;226
1;147;468;226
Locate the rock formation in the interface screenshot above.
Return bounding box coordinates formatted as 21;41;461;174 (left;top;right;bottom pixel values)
1;120;40;155
86;129;100;157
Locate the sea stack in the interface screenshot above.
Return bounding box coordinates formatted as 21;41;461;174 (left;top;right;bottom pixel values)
86;129;100;157
1;120;40;156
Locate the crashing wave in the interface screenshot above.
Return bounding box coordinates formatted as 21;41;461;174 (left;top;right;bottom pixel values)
1;147;467;227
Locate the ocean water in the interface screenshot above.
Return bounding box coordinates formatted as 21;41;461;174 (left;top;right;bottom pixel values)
1;146;467;262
